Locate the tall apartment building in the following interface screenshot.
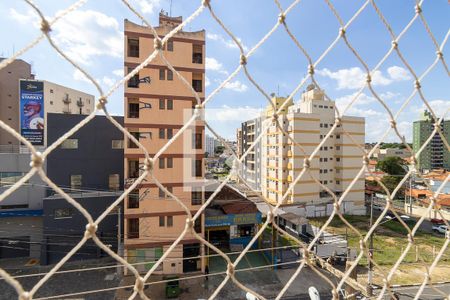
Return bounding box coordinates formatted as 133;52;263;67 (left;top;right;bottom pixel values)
0;58;34;147
238;116;263;191
0;58;94;149
413;111;450;171
261;85;366;216
124;13;205;274
205;134;218;156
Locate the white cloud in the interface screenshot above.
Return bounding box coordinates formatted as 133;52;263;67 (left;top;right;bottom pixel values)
206;33;249;52
206;105;262;122
387;66;411;81
317;66;411;90
11;8;123;65
101;76;115;87
205;57;228;75
133;0;161;14
73;69;91;83
410;99;450;119
112;69;124;77
335;92;377;113
9;8;38;25
49;10;123;65
205;76;210;87
224;80;248;92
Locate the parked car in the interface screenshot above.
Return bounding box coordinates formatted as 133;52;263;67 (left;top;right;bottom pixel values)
432;225;448;234
430;218;445;225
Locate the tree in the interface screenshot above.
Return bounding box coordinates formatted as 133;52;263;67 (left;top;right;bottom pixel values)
376;156;406;176
381;175;405;196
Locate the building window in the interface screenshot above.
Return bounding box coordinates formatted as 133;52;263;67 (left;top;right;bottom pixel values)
159;128;165;139
167;40;174;51
167;99;173;110
70;175;82;189
128;102;139;118
336;146;341;150
336;134;341;139
109;174;120;191
167;128;173;139
336;180;340;185
192;73;202;92
159;68;165;80
193;133;202;149
192;44;202;64
193;159;202;177
112;139;124;149
61;139;78;149
0;172;24;187
167;216;173;227
159;216;165;227
128;190;139;209
159;158;165;169
167;157;173;168
127;68;139;88
54;208;72;219
128;38;139;57
167;70;173;81
128;160;139;178
159;188;165;198
336;157;341;162
129;132;139;148
192;190;202;205
128;218;139;239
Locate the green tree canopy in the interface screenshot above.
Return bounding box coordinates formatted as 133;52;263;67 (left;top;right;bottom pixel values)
376;156;406;175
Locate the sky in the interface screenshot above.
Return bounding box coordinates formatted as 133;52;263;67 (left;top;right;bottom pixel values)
1;0;449;142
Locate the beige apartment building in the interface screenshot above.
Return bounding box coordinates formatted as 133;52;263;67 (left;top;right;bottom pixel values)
0;58;94;149
123;13;205;274
262;84;365;216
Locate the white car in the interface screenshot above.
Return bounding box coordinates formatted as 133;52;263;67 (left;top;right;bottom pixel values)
432;225;448;234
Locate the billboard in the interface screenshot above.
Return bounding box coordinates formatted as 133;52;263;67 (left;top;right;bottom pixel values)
20;80;44;145
205;212;262;227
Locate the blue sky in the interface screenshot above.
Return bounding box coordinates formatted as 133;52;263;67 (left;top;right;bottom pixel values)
1;0;448;142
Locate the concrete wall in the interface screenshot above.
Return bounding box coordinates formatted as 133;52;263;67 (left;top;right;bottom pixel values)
0;59;33;147
0;152;46;210
46;113;124;192
41;193;121;265
0;216;42;259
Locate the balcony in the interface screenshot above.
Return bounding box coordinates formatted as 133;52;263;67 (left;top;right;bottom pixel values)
77;99;84;107
287;175;293;183
287;150;293;157
192;53;203;64
287;162;292;170
63;95;71;104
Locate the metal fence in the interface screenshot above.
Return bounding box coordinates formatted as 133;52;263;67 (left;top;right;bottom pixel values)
0;0;449;299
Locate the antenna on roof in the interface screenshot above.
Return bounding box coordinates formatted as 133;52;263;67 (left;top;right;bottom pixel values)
169;0;173;16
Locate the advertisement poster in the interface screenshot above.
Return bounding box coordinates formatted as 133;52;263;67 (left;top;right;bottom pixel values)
20;80;44;145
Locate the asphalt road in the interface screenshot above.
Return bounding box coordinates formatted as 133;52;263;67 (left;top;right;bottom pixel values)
375;283;450;299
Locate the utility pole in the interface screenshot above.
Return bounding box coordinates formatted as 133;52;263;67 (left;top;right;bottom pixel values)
367;193;374;296
117;205;123;277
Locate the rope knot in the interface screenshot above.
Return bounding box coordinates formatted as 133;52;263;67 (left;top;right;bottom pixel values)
96;96;108;110
334;117;342;126
240;54;247;65
267;211;274;223
19;292;31;300
434;122;441;131
30;152;43;168
308;64;314;75
414;80;421;89
391;40;398;49
194;104;203;118
363;155;369;166
154;38;163;50
226;263;235;276
134;277;145;293
143;158;153;172
40;19;51;34
278;13;286;24
407;233;414;244
186;218;194;230
366;73;372;83
303;158;310;169
84;223;98;239
202;0;210;6
415;4;422;14
339;27;346;37
271;113;278;122
436;51;443;59
333;202;340;211
390;120;396;128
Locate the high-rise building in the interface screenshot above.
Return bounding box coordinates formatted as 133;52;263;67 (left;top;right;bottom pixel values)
0;58;94;149
205;134;218;156
413;111;450;172
261;84;365;216
238;116;263;191
123;13;205;274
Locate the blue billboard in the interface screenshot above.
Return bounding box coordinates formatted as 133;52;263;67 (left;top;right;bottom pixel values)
205;212;262;227
20;80;44;145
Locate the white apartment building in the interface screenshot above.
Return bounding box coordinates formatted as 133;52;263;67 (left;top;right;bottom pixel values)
262;85;366;216
205;134;219;156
